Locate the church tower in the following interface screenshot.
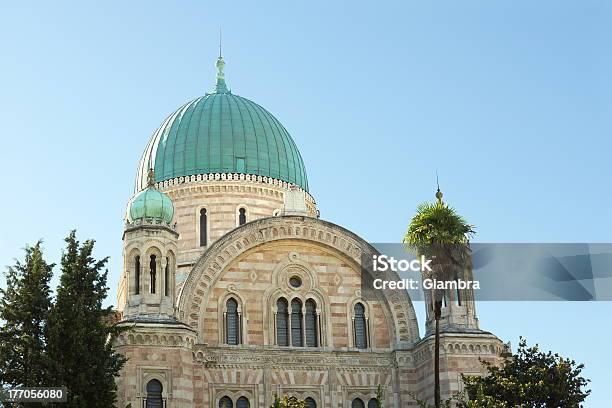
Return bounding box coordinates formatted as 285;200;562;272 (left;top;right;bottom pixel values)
118;168;179;319
422;187;479;335
115;168;196;407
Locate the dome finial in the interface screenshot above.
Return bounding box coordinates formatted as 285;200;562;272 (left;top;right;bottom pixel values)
218;25;222;59
435;171;443;204
147;168;155;188
214;27;229;93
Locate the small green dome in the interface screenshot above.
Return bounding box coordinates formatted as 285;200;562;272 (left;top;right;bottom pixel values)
127;183;174;224
136;56;309;191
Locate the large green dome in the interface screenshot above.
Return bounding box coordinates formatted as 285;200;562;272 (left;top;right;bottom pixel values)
136;57;309;191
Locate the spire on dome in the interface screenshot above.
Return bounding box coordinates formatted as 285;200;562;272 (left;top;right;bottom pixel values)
435;171;443;204
214;28;229;94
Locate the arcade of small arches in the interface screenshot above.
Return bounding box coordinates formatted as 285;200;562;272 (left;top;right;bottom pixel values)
128;245;176;298
138;379;388;408
208;395;380;408
219;293;371;350
139;369;383;408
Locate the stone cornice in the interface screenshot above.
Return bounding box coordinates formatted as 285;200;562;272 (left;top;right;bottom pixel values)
123;218;179;239
410;332;505;365
193;345;395;370
155;173;316;207
114;320;197;348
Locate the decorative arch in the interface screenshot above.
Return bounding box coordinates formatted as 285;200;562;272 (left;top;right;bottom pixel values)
345;390;381;408
347;295;374;349
262;253;331;347
144;246;162;295
127;247;142;295
214;391;253;408
219;395;233;408
305;396;317;408
177;216;420;345
141;240;179;258
217;288;246;345
140;373;169;402
165;250;176;298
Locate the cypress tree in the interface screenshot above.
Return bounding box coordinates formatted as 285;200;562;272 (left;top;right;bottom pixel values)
0;241;54;389
47;231;126;407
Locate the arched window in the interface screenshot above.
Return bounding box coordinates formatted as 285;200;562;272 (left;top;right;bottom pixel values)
305;299;318;347
305;397;317;408
134;255;140;295
225;298;240;345
145;379;163;408
454;270;462;305
236;396;249;408
354;303;368;349
149;255;157;294
200;208;208;247
291;298;303;347
368;398;379;408
219;396;233;408
352;398;365;408
238;207;247;225
276;298;289;346
164;257;170;297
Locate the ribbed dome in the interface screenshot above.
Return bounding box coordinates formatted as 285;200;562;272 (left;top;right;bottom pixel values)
136;57;308;191
126;186;174;224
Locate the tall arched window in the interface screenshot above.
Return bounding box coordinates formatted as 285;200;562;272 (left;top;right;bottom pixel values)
351;398;365;408
238;207;247;225
354;303;368;349
305;299;318;347
291;299;303;347
164;256;170;297
454;270;462;306
305;397;317;408
149;255;157;294
219;396;233;408
225;298;240;345
276;298;289;346
368;398;379;408
134;255;140;295
236;396;249;408
200;208;207;247
145;379;163;408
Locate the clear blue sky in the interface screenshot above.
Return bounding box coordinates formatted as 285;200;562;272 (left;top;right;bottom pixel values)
0;1;610;405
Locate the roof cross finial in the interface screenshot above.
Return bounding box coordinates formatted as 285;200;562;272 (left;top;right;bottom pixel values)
147;168;155;188
214;27;228;93
219;25;222;58
435;171;444;204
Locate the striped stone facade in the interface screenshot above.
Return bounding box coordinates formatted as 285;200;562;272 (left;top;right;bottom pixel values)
114;178;504;408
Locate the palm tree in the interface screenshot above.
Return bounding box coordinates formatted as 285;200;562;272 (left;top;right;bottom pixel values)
404;188;474;408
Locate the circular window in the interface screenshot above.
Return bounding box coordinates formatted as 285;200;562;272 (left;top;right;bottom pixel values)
289;276;302;288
